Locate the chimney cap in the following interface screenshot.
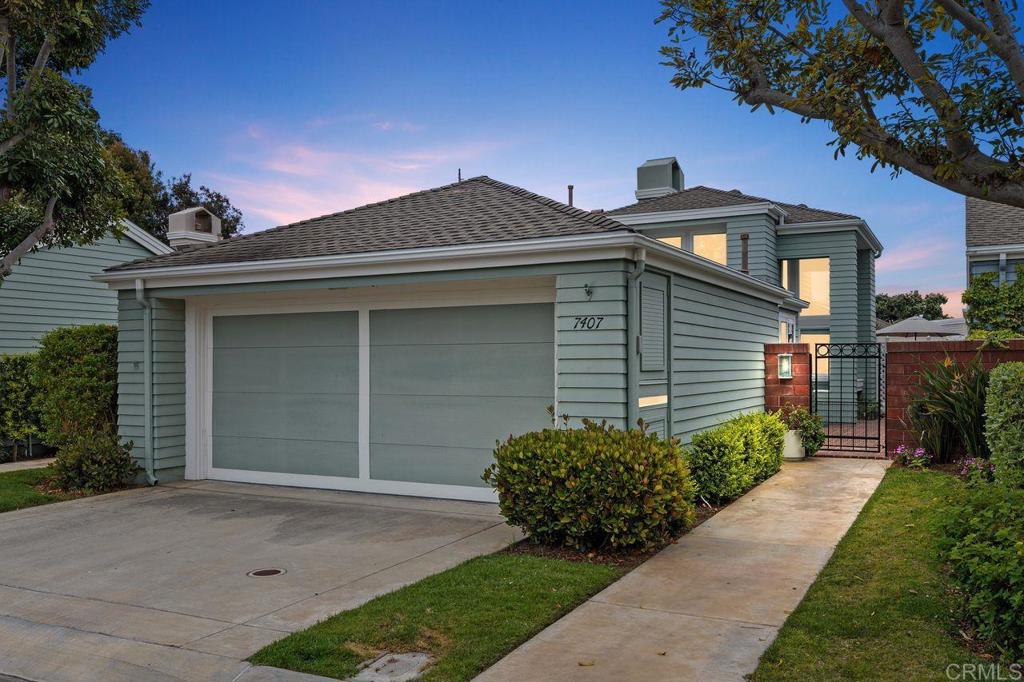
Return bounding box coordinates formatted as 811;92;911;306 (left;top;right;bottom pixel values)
167;205;223;250
635;157;683;200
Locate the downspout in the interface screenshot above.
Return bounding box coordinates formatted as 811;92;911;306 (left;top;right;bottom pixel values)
626;247;646;428
134;278;157;485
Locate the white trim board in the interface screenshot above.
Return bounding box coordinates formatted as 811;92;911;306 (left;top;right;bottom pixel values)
185;277;555;502
121;220;175;255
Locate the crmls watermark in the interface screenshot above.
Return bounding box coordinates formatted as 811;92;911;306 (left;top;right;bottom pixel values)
946;663;1024;681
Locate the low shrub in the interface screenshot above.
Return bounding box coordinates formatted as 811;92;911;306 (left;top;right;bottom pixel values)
940;481;1024;661
688;411;786;503
0;353;40;461
32;325;136;491
985;362;1024;488
482;419;696;550
775;404;826;455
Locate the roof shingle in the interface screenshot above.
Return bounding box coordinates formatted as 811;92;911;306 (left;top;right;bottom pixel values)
607;185;860;224
966;197;1024;247
107;176;631;273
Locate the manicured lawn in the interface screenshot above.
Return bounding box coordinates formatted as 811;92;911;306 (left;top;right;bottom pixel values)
250;552;623;681
0;467;67;513
753;468;982;681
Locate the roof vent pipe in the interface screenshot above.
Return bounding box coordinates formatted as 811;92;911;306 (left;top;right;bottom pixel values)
568;184;574;207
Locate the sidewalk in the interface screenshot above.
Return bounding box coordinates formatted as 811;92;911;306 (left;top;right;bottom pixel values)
0;457;54;473
476;457;889;682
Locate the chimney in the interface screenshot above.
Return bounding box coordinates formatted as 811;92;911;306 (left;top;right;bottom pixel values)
635;157;684;200
167;207;222;250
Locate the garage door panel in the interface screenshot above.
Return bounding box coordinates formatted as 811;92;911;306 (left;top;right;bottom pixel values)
212;436;359;477
370;395;548;450
213;347;359;394
214;392;358;442
212;312;359;348
370;444;493;487
370;343;554;397
369;304;553;345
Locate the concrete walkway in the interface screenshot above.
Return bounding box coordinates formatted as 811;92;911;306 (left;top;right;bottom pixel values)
0;457;54;473
476;457;889;682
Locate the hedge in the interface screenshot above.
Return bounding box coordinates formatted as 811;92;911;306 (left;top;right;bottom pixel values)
0;353;40;460
687;412;786;503
32;325;136;491
984;362;1024;488
483;419;696;550
941;481;1024;661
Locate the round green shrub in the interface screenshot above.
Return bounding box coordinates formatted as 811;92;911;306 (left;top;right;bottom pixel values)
941;481;1024;660
482;419;696;550
32;325;137;492
0;353;40;461
984;362;1024;488
688;411;786;503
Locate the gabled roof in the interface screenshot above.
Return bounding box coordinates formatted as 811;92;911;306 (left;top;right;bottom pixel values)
608;185;860;224
966;197;1024;248
106;177;630;273
121;220;174;256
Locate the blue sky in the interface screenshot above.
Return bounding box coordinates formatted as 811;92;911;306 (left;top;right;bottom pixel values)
82;1;965;312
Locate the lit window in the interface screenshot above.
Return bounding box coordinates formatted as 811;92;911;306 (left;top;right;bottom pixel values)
802;332;830;375
798;258;830;316
659;236;682;248
693;233;728;265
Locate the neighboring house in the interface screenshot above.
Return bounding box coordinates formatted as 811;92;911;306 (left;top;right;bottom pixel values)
95;160;881;502
0;221;172;354
965;196;1024;285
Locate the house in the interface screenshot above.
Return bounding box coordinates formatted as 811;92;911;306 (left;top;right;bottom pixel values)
95;159;881;502
0;221;172;355
965;196;1024;284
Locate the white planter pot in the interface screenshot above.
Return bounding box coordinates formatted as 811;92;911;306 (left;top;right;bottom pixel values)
783;430;806;461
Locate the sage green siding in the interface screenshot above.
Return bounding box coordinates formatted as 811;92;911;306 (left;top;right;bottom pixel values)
857;248;876;343
212;312;360;478
671;275;778;442
0;235;153;354
555;262;630;429
777;230;860;342
369;303;554;487
117;292;186;480
726;214;778;284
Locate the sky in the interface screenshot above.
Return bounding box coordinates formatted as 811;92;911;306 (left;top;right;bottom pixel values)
81;1;966;315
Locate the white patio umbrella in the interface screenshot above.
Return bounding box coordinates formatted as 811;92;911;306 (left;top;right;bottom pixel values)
876;315;963;340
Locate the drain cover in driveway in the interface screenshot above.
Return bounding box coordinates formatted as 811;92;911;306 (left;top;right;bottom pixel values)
247;568;286;577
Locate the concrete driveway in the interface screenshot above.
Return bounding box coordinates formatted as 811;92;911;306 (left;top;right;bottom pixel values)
0;480;517;682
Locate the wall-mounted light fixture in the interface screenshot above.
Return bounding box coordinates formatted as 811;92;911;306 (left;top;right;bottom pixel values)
778;353;793;380
583;283;593;300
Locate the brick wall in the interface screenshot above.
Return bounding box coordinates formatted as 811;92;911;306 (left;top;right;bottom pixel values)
764;343;811;412
886;340;1024;451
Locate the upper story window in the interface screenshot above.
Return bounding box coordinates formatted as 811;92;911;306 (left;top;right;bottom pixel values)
657;232;728;266
782;257;830;316
970;260;998;281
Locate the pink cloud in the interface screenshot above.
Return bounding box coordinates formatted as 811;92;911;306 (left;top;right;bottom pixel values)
941;289;964;317
876;239;958;273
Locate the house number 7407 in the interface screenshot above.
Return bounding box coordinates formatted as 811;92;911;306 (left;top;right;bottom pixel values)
572;316;605;330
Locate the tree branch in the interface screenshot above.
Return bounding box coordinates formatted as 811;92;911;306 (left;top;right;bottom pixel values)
0;128;29;157
5;32;14;115
25;35;52;91
842;0;979;159
0;197;58;278
937;0;1024;99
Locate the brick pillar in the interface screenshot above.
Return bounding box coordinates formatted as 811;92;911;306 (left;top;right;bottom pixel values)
765;343;811;412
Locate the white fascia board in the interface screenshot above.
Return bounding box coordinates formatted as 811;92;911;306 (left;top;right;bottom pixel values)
777;219;884;255
94;230;796;306
966;244;1024;256
120;219;174;255
95;232;641;288
610;202;787;226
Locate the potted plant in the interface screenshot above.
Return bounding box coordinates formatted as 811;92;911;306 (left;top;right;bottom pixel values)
775;405;826;460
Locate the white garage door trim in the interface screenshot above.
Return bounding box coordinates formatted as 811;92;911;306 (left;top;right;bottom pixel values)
184;278;556;502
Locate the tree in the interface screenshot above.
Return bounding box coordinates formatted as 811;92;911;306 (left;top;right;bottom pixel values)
0;0;148;279
659;1;1024;208
104;133;245;241
876;290;949;322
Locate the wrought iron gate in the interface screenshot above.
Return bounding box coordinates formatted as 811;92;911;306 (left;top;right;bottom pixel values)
812;343;884;453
